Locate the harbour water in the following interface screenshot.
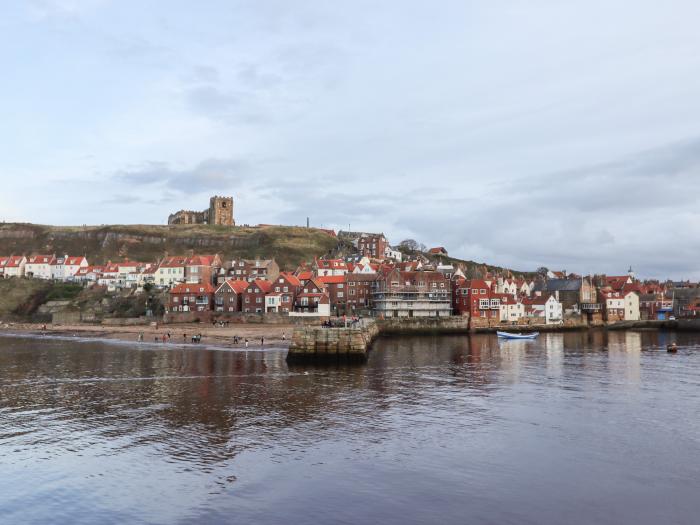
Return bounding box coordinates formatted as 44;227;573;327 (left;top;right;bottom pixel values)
2;330;700;524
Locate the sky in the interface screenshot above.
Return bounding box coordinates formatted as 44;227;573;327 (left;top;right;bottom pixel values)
2;1;700;279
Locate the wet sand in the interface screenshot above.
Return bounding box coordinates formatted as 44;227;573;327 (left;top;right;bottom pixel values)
0;321;297;348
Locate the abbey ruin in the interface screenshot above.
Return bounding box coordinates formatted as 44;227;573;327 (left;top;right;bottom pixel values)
168;196;234;226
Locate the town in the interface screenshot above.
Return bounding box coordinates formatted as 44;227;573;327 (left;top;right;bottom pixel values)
0;221;696;328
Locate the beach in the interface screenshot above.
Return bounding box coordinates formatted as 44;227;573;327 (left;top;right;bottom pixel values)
0;321;295;348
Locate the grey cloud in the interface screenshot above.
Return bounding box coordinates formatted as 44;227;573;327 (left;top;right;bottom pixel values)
114;159;246;192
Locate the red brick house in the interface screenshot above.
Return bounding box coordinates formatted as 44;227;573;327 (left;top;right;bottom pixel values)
452;279;499;319
346;273;378;313
168;282;215;312
269;272;302;313
226;259;280;283
318;275;347;314
428;247;448;256
242;279;272;313
294;278;330;313
357;233;388;258
214;279;248;313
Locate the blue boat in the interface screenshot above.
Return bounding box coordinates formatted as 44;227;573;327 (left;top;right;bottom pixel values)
497;331;540;340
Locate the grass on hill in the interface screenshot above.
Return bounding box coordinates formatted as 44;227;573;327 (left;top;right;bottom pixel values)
0;223;339;270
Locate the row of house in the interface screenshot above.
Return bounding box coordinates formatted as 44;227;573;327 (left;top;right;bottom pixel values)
0;255;89;280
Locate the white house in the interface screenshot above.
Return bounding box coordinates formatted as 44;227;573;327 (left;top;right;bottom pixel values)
499;295;526;323
25;255;54;279
624;291;641;321
64;256;89;279
1;255;26;278
526;294;563;325
384;246;403;262
156;257;187;287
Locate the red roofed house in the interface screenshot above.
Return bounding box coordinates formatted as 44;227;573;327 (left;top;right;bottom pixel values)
452;279;499;319
25;255;55;280
268;272;302;313
75;265;104;284
185;254;222;284
1;255;27;278
314;258;348;277
293;278;331;315
51;255;89;281
168;282;215;312
214;279;248;313
242;279;272;313
156;256;188;287
428;247;448;256
318;275;347;314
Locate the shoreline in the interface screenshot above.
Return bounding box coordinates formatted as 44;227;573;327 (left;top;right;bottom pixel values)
0;321;294;349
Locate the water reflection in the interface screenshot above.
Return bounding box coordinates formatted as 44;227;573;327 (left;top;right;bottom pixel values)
2;330;700;525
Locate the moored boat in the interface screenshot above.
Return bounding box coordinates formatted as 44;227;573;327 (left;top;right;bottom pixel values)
497;331;540;340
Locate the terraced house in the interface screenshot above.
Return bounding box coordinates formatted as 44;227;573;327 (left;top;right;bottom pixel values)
168;282;215;312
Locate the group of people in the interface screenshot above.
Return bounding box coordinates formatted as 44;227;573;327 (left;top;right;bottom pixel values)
137;332;203;344
321;316;363;328
135;329;287;348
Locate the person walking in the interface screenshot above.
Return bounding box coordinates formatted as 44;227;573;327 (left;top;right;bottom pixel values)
245;338;249;348
261;336;265;347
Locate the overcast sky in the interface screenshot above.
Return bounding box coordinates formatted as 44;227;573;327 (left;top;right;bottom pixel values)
2;1;700;279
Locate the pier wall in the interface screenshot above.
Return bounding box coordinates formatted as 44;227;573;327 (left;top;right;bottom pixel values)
287;323;380;362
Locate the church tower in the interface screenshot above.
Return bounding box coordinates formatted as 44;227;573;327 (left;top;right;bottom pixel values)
208;196;234;226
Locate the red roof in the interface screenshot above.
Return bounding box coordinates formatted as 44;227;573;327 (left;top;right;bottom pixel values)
65;256;86;266
27;255;54;264
296;271;313;281
217;279;248;294
278;272;302;287
4;255;25;268
170;282;215;294
254;279;272;293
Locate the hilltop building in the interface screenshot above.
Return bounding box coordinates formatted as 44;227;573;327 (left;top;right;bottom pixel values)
168;196;234;226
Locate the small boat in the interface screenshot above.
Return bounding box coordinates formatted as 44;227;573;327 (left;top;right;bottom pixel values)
497;331;540;340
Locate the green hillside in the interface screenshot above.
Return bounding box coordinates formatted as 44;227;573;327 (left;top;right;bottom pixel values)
0;223;339;270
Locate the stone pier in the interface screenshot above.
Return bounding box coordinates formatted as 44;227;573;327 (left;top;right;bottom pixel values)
286;322;380;363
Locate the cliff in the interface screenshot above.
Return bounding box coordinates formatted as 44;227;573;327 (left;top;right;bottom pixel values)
0;223;339;270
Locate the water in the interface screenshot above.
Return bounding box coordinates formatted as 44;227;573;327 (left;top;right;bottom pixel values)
2;330;700;525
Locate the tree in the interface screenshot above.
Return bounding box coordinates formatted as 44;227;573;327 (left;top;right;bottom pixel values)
398;239;419;252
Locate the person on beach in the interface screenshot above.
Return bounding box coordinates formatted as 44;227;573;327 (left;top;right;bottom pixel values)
282;332;286;341
261;336;264;347
245;338;249;348
155;336;159;343
138;332;143;342
183;333;187;343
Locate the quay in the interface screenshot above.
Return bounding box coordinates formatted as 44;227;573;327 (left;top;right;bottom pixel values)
286;317;687;363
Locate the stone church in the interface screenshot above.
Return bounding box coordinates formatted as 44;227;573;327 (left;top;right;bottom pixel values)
168;196;234;226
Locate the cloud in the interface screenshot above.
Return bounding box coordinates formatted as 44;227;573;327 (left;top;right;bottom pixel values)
113;159;247;193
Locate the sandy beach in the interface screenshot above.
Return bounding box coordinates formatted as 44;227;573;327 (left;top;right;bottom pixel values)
0;321;297;349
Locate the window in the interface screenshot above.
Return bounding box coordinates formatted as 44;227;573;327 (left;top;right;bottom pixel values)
480;289;486;294
338;284;344;289
479;298;489;309
275;287;280;292
338;292;344;298
472;289;478;294
256;297;262;303
245;297;250;303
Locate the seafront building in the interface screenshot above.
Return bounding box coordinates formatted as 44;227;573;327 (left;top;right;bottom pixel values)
0;228;685;324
